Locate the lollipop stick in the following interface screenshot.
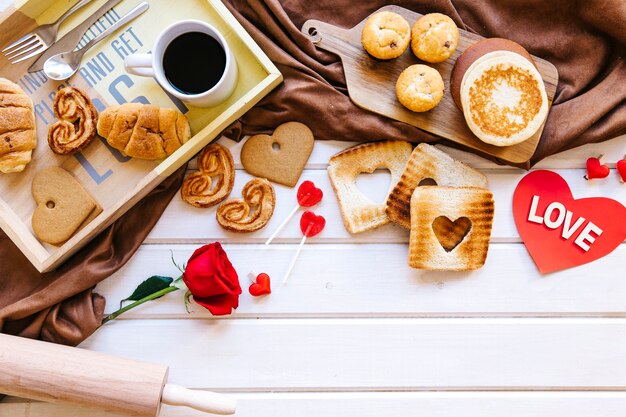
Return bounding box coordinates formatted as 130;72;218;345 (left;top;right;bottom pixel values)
282;226;310;285
265;204;300;245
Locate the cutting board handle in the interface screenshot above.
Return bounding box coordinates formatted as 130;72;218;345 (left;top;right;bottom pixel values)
161;384;236;415
301;19;353;55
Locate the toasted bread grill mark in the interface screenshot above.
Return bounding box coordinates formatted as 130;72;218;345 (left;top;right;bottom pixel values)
468;65;542;138
328;140;412;234
408;186;494;271
386;144;487;230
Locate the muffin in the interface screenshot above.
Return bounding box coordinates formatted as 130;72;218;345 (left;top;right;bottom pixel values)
395;64;444;112
361;11;411;60
411;13;459;63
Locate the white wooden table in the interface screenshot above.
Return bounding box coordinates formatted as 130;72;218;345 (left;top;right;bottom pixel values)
2;132;626;417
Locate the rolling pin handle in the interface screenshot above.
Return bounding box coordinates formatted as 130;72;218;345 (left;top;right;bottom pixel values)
161;384;236;415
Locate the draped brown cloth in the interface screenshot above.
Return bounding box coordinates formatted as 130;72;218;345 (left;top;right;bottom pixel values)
0;166;186;346
222;0;626;166
2;0;626;347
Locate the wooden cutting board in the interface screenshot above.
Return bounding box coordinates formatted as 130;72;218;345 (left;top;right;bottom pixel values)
301;5;559;165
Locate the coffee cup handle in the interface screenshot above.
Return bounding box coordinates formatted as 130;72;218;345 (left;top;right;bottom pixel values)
125;53;155;77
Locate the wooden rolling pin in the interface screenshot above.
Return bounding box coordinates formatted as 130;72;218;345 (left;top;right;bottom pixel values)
0;333;236;416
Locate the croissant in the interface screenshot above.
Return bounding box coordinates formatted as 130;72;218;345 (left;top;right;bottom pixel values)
48;87;98;155
97;103;191;160
0;78;36;173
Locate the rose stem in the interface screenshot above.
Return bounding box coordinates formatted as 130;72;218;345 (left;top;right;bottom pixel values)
282;225;311;286
101;285;179;325
265;204;300;245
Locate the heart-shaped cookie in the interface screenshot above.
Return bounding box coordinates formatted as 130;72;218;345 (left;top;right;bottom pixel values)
432;216;472;252
240;122;314;187
32;167;102;245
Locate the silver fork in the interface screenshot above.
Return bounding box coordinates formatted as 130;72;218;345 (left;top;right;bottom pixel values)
3;0;92;64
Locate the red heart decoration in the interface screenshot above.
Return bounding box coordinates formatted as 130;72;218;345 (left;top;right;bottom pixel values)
513;170;626;273
617;159;626;183
297;180;323;207
249;273;271;296
585;157;610;180
300;211;326;237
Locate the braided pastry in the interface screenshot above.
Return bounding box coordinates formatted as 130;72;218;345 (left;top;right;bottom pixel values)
97;103;190;160
181;143;235;207
48;87;97;155
217;178;276;233
0;77;36;173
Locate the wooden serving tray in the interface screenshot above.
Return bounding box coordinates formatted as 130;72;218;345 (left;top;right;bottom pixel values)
301;5;558;165
0;0;282;272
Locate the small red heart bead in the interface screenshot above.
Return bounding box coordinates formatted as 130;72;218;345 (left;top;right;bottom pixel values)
617;159;626;183
300;211;326;237
249;273;271;296
585;157;610;180
297;180;323;207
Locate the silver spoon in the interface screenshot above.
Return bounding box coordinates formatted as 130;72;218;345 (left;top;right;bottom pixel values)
44;2;149;81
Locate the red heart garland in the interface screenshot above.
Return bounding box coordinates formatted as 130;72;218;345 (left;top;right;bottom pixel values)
300;211;326;237
297;180;323;207
617;158;626;183
249;273;271;296
585;157;610;180
513;170;626;273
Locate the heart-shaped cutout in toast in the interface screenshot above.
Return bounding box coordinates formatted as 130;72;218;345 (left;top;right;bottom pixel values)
240;122;314;188
432;216;472;252
32;167;102;245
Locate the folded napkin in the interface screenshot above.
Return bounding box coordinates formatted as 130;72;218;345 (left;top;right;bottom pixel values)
0;167;185;346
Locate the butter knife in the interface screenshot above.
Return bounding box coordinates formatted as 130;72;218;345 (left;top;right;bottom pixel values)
29;0;125;72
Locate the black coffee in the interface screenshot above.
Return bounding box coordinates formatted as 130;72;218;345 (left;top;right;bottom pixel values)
163;32;226;95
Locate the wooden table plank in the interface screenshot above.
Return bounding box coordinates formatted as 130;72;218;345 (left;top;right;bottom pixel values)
97;243;626;317
146;168;626;243
5;392;626;417
79;318;626;390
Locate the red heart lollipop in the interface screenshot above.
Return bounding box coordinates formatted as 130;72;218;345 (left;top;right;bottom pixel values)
300;211;326;237
585;156;610;180
249;273;271;296
297;180;323;207
617;157;626;183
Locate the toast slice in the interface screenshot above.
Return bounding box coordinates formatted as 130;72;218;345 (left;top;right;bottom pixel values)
328;140;412;234
386;143;487;229
408;186;494;271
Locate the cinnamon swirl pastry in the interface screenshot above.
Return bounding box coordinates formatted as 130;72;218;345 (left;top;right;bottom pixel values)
181;143;235;207
48;87;98;155
216;178;275;233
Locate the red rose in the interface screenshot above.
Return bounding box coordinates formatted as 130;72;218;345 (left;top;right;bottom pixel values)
182;242;241;315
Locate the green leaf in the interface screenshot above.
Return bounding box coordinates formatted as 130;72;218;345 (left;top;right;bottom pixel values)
120;275;173;308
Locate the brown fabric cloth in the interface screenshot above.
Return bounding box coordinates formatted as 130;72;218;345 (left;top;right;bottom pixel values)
222;0;626;166
0;166;186;346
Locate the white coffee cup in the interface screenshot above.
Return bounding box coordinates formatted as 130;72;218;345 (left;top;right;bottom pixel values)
124;20;238;108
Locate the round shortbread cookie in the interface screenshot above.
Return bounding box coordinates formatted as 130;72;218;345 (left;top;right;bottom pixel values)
410;13;459;63
361;11;411;60
395;64;444;112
